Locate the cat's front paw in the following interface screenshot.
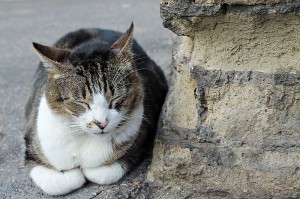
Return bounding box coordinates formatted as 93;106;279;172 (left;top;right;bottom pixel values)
82;162;125;185
30;165;85;196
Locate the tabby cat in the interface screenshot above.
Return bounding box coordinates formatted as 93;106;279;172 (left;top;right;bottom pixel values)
24;24;167;195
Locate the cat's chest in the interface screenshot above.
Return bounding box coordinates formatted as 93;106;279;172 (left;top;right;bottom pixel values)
39;130;113;171
37;97;113;171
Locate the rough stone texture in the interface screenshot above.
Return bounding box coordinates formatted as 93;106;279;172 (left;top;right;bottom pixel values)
148;0;300;198
161;0;300;36
165;37;198;129
195;0;283;4
191;14;300;73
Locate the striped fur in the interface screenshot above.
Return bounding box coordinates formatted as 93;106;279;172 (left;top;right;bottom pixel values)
24;24;167;195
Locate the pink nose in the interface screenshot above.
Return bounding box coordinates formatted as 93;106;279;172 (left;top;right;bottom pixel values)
94;120;107;130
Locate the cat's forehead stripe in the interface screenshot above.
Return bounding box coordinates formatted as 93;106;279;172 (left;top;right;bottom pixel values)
99;62;108;94
76;61;108;95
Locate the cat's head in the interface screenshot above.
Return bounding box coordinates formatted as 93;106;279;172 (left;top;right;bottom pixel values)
33;24;143;135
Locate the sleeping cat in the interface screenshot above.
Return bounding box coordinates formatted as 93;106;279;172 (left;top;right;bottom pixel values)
24;23;167;195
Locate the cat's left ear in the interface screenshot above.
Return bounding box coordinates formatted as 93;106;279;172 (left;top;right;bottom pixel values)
111;23;134;53
32;42;71;68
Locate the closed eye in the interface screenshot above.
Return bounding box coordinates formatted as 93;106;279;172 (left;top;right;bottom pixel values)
77;100;91;109
56;97;70;103
109;96;121;109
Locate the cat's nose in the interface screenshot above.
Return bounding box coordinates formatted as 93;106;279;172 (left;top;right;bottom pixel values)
94;120;107;130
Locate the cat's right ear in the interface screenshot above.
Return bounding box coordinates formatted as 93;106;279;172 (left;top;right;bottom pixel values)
111;23;134;54
32;42;70;68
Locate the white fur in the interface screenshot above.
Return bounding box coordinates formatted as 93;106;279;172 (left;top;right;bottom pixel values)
82;162;125;185
76;93;122;134
112;103;144;144
30;166;85;196
35;92;143;194
37;95;114;170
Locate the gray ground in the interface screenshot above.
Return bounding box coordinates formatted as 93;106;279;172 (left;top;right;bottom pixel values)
0;0;172;198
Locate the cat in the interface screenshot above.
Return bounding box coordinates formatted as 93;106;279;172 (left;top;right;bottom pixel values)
24;23;168;196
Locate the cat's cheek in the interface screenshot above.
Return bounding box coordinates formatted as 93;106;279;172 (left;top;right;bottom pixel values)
76;111;94;133
106;109;122;132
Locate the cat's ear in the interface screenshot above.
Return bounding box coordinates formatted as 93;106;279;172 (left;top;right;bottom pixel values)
111;23;134;53
32;42;70;68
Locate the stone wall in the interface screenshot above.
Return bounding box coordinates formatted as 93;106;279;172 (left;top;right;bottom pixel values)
147;0;300;198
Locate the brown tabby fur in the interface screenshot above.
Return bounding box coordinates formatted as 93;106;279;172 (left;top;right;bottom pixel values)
24;24;168;174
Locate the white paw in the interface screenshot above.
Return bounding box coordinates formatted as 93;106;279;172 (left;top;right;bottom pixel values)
30;165;85;196
82;162;125;185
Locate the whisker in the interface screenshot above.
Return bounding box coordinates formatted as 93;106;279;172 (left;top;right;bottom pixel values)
114;83;140;90
113;68;148;86
55;121;84;134
132;56;148;63
112;66;125;84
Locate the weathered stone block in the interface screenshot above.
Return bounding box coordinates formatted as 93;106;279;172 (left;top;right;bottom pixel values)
148;0;300;196
161;0;300;36
191;15;300;73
